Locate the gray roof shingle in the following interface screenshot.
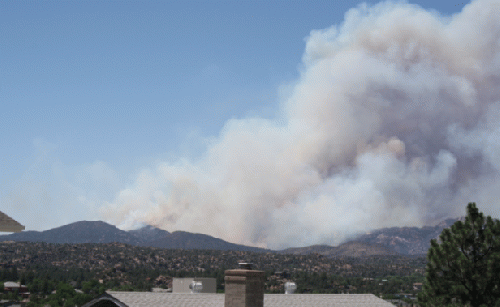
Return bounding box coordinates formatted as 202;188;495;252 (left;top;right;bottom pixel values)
102;292;395;307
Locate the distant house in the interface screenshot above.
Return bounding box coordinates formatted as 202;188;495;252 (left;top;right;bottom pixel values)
4;282;28;292
0;211;24;233
413;282;423;291
0;300;27;307
273;271;289;279
3;282;29;298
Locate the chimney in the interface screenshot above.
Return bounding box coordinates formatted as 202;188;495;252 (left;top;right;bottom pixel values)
224;263;265;307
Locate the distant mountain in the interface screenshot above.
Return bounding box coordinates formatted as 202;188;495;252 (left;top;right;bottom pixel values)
353;218;462;255
0;217;462;255
279;241;397;257
0;221;269;253
0;230;45;243
128;225;170;242
279;218;462;257
0;221;141;245
143;231;271;253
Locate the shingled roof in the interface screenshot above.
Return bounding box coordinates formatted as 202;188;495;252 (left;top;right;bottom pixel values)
83;292;395;307
0;211;25;232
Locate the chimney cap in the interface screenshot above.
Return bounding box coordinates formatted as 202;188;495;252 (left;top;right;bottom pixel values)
238;262;253;270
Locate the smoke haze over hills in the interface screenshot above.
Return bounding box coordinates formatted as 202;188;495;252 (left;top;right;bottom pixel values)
98;0;500;249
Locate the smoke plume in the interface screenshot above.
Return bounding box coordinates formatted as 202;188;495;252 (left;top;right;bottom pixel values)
100;0;500;249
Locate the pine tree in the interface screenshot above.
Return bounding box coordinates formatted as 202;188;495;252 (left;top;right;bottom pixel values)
10;266;18;282
419;202;500;307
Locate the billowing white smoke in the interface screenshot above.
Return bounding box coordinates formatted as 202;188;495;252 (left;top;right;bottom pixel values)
100;0;500;249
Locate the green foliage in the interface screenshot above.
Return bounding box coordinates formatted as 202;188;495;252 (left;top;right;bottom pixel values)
46;298;61;307
41;279;50;295
419;203;500;307
0;266;17;281
11;266;18;281
56;282;76;299
82;279;105;295
5;289;20;300
73;293;93;306
24;281;93;307
63;297;75;307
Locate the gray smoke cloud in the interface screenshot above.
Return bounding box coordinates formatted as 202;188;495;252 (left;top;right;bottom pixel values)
100;0;500;249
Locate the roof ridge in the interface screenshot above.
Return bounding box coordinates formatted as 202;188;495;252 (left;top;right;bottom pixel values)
0;211;25;232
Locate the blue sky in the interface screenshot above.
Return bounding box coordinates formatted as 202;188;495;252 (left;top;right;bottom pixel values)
0;0;479;245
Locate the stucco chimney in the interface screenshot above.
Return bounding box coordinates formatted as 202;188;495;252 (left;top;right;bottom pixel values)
224;263;265;307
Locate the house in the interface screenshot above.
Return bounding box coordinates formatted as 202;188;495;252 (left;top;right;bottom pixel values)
3;282;30;299
0;211;24;233
4;282;28;293
83;263;395;307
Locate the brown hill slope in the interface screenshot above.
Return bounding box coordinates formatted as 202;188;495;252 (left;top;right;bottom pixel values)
279;242;396;257
280;244;333;255
143;231;270;253
331;241;398;257
353;218;462;255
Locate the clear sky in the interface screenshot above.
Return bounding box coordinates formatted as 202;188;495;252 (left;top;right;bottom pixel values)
0;0;484;248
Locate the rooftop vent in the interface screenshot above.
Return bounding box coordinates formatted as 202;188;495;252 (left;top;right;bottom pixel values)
284;282;297;294
189;281;203;293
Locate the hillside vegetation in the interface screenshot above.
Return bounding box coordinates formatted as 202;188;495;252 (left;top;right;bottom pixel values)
0;241;425;306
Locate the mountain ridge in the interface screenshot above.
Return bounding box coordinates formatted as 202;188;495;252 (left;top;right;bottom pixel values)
0;218;463;255
0;221;269;253
353;218;462;255
277;217;463;256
